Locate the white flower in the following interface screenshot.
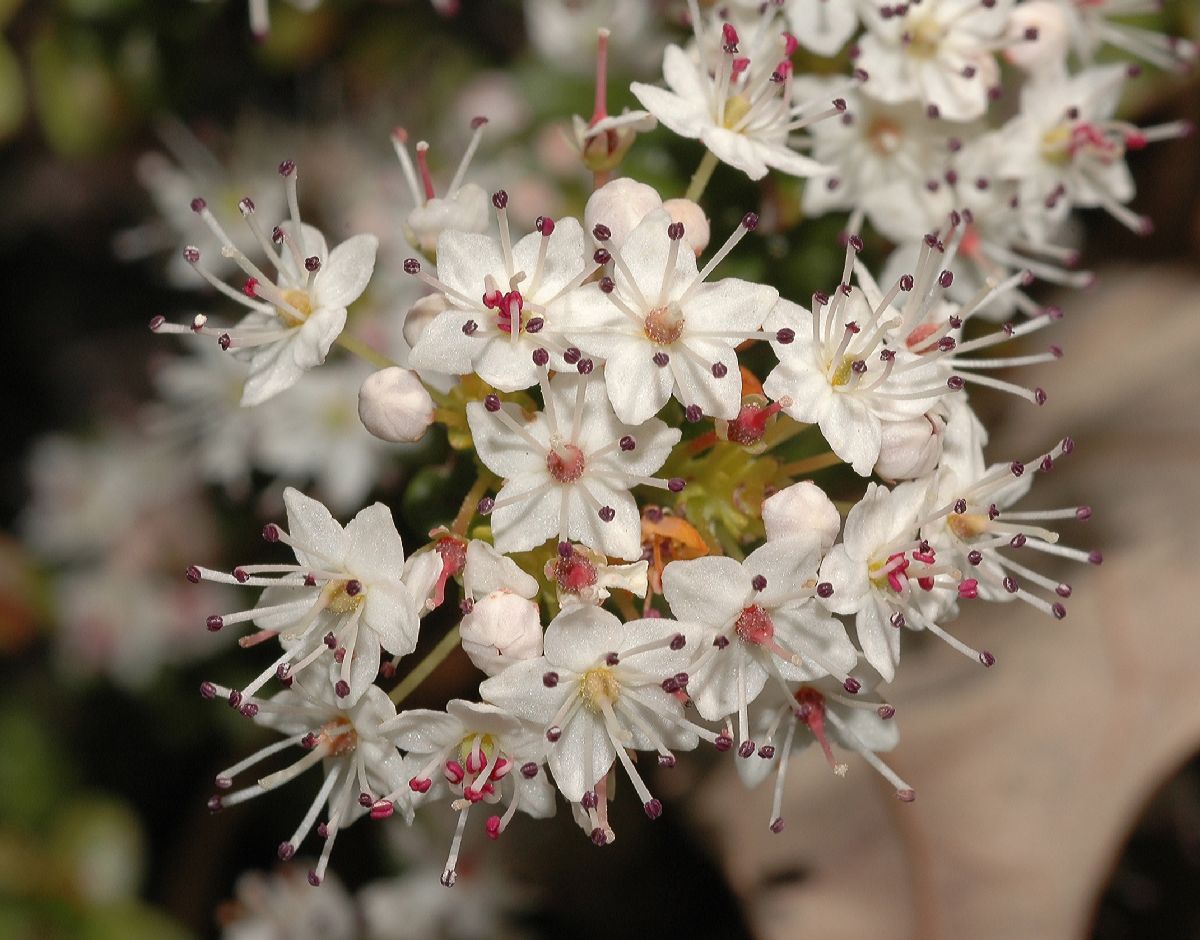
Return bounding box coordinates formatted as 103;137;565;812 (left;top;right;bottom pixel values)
252;362;398;514
192;488;423;705
150;342;260;492
357;366;435;444
799;83;959;243
991;66;1191;241
383;699;554;886
856;0;1012;122
923;436;1100;616
404;194;596;392
392;122;491;259
735;674;912;833
556;208;778;424
203;674;411;889
661;537;858;756
761;480;842;551
762;250;947;476
479;605;710;840
460;591;544;676
544;541;648;610
764;229;1057;474
631;10;837;180
116;126;285;288
150;161;378;406
818;481;986;682
222;866;356;940
466;372;682;560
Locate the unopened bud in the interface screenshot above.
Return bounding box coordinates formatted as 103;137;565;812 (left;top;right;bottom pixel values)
762;480;841;551
459;590;543;676
358;367;435;443
584;178;663;252
402;293;448;350
662;198;711;256
874;413;944;482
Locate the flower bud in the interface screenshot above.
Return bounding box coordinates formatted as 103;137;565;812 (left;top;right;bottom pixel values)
402;293;447;351
357;367;435;443
762;480;841;551
585;177;662;252
874;413;945;482
404;183;490;256
459;590;543;675
662;198;710;256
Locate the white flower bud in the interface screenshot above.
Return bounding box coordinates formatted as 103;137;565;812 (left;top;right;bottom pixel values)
662;198;710;256
357;367;435;444
874;413;945;482
463;539;538;600
459;590;543;675
762;480;841;551
402;293;447;351
1003;1;1070;75
404;182;490;256
584;177;662;251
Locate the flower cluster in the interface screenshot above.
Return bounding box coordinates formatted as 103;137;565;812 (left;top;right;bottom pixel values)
141;0;1191;897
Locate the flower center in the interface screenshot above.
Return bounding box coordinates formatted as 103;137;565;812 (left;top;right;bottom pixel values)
319;718;357;756
277;288;313;327
734;605;774;645
948;512;989;541
722;93;753;129
644;304;685;345
579;667;620;712
546;441;586;483
551;552;598;594
866;116;904;156
905;16;944;58
869;552;911;593
326;579;365;615
458;733;497;766
829;355;856;387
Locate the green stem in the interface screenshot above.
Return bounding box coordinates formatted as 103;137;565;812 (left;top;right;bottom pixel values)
779;451;844;477
388;624;461;705
451;471;497;536
684;149;720;203
336;332;399;371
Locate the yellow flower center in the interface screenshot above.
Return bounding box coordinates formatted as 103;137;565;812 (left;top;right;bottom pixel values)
277;288;313;327
906;16;944;58
722;93;753;129
579;667;620;713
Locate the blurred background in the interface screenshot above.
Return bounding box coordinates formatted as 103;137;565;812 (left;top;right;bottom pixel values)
0;1;1198;937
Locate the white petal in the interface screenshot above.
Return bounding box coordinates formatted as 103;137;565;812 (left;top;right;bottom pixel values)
315;234;378;308
344;502;407;582
283;487;349;567
466;401;548;480
661;556;747;627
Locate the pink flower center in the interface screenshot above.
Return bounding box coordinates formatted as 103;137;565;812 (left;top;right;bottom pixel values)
546;442;586;483
734;604;774;645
